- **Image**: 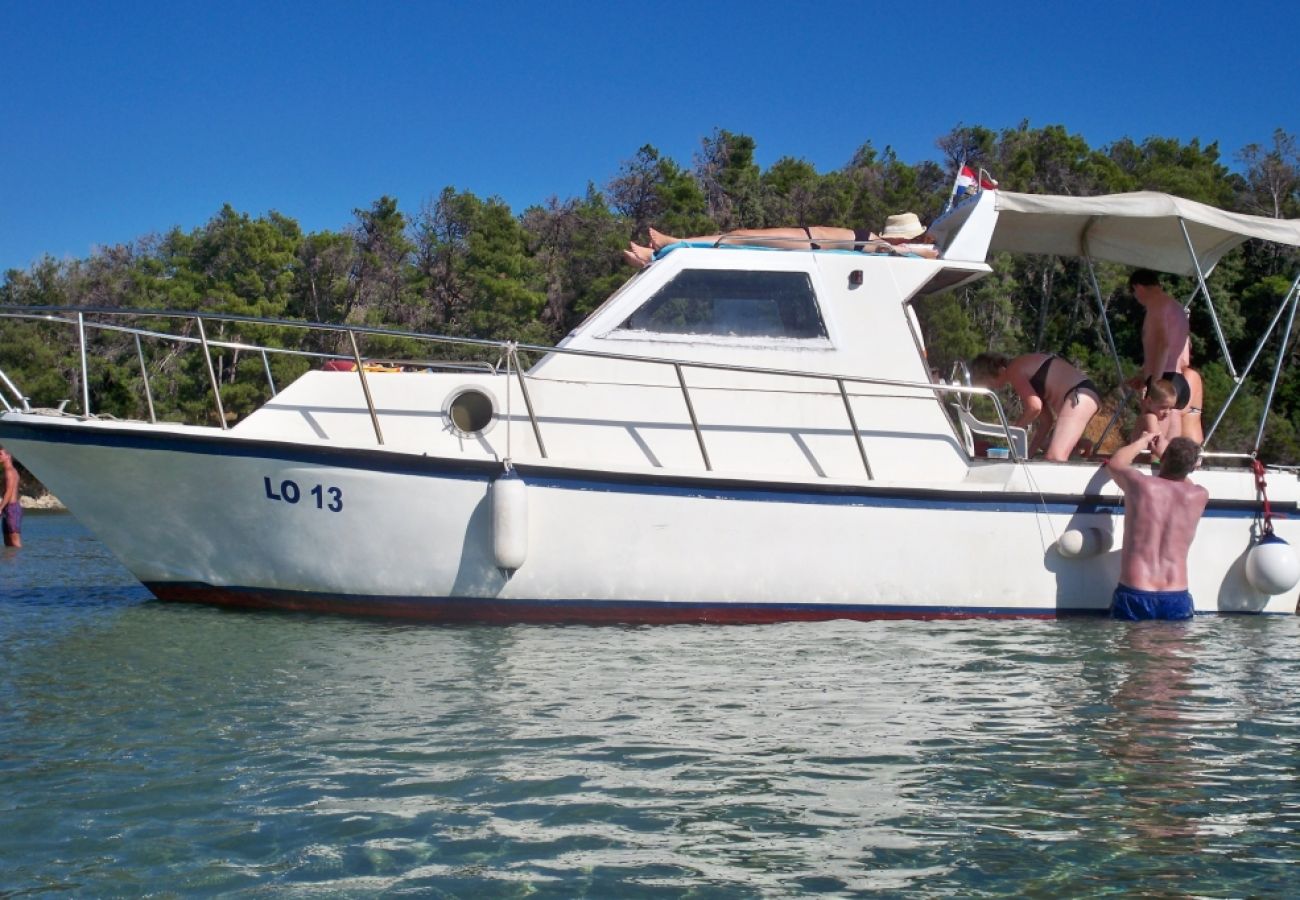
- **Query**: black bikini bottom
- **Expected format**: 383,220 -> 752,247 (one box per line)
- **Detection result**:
1159,372 -> 1191,410
1067,379 -> 1099,407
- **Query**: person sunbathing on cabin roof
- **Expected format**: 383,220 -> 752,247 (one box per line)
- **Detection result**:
622,213 -> 938,268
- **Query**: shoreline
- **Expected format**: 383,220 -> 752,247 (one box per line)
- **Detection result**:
19,493 -> 65,511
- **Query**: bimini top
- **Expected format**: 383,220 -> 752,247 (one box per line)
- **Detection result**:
934,189 -> 1300,276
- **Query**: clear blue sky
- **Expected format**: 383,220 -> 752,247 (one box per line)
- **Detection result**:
2,0 -> 1296,274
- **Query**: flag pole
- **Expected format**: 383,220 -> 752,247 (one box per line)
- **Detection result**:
943,155 -> 965,214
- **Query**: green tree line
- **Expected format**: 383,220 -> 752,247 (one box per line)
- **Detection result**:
2,124 -> 1299,459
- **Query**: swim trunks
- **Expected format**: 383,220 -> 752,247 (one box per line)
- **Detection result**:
1110,583 -> 1194,620
2,502 -> 21,539
1159,371 -> 1192,410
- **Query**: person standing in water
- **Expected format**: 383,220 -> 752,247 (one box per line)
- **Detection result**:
1,447 -> 22,548
1105,433 -> 1207,620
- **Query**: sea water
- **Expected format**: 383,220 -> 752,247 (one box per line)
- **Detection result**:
2,513 -> 1298,897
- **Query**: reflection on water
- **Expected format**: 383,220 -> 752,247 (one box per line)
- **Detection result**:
1104,625 -> 1200,847
2,513 -> 1299,896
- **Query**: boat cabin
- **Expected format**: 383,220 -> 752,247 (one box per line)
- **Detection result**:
235,240 -> 995,484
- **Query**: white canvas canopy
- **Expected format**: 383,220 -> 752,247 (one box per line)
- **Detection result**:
986,190 -> 1300,276
929,187 -> 1300,455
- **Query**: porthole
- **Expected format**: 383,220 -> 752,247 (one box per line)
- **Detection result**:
445,387 -> 496,436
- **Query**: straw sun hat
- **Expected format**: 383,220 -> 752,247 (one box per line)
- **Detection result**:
880,212 -> 926,240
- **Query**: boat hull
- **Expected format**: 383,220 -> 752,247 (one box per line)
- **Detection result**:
2,415 -> 1295,621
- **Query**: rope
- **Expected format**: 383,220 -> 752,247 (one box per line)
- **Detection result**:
1251,458 -> 1274,536
1018,460 -> 1061,553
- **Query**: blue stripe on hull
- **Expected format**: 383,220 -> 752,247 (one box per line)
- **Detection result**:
0,417 -> 1283,520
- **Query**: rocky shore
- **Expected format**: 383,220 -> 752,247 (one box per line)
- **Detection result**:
13,468 -> 65,509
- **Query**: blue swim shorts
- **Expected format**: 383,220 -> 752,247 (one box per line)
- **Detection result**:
1,502 -> 20,538
1110,583 -> 1194,621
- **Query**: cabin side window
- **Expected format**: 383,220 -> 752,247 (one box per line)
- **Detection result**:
617,270 -> 828,339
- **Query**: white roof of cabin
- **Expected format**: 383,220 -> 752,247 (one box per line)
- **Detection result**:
546,245 -> 985,382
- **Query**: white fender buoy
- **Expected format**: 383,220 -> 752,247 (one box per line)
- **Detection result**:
492,470 -> 528,570
1244,533 -> 1300,595
1057,527 -> 1112,559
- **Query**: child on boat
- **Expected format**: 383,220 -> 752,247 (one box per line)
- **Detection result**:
1131,378 -> 1181,459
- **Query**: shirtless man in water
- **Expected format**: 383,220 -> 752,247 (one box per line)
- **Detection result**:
0,447 -> 21,549
1106,433 -> 1207,620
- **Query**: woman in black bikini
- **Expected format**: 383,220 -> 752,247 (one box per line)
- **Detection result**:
970,352 -> 1101,461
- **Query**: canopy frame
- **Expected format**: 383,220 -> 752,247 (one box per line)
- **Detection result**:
1080,222 -> 1299,458
936,189 -> 1300,461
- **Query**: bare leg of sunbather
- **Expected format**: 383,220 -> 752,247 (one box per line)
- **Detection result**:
627,242 -> 654,264
622,242 -> 658,268
648,227 -> 703,249
649,225 -> 868,251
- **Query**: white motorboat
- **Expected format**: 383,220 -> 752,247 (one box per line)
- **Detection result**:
2,188 -> 1300,621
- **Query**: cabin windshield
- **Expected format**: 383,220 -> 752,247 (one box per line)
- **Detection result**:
617,270 -> 828,339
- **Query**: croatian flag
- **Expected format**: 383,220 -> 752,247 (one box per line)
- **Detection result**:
952,166 -> 998,205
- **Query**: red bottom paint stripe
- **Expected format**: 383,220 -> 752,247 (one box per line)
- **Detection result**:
146,583 -> 1085,624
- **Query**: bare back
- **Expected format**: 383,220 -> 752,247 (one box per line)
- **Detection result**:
1117,474 -> 1208,590
1141,294 -> 1190,377
1,457 -> 17,508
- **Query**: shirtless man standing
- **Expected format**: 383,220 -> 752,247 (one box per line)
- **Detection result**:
1105,433 -> 1208,620
1127,269 -> 1192,408
0,447 -> 21,549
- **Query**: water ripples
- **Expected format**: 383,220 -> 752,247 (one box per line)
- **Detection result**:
3,514 -> 1300,896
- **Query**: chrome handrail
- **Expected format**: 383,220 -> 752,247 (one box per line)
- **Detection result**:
76,311 -> 91,419
508,346 -> 546,459
837,378 -> 873,477
0,366 -> 30,413
195,317 -> 226,429
0,304 -> 1024,469
347,330 -> 382,445
674,363 -> 711,471
134,334 -> 156,423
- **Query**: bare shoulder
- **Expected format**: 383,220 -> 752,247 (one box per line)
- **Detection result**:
1106,458 -> 1147,492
